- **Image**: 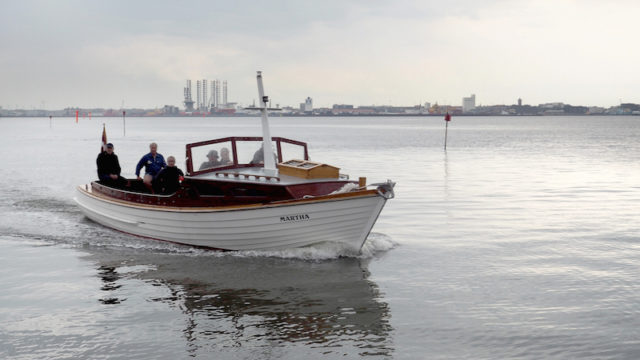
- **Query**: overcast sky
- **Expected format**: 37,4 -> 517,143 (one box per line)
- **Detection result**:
2,0 -> 639,109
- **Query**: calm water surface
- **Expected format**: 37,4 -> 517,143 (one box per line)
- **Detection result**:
1,116 -> 639,359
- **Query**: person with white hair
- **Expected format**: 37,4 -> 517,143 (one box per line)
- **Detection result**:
154,156 -> 184,194
135,142 -> 166,192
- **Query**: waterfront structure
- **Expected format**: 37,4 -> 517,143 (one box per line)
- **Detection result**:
202,79 -> 208,111
181,78 -> 230,111
462,94 -> 476,113
184,80 -> 194,112
196,80 -> 202,112
223,81 -> 228,107
213,80 -> 220,109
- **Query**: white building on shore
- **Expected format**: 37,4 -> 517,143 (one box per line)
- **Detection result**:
462,94 -> 476,113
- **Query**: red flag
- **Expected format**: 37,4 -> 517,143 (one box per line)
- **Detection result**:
101,124 -> 107,152
75,110 -> 79,123
444,112 -> 451,122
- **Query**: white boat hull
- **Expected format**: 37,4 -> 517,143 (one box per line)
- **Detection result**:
74,186 -> 389,251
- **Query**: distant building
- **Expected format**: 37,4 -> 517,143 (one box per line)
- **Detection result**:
462,94 -> 476,113
518,98 -> 522,106
163,105 -> 180,115
540,102 -> 564,109
304,97 -> 313,112
587,106 -> 604,115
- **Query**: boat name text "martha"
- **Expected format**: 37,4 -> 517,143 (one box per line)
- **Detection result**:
280,214 -> 310,223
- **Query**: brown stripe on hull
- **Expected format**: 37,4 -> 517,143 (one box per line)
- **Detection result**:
77,185 -> 380,213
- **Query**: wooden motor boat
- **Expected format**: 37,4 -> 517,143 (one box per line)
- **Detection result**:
75,72 -> 395,252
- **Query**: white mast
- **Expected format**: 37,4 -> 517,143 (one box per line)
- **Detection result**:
256,71 -> 277,176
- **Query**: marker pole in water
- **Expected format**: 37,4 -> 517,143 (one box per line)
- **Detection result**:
444,112 -> 451,150
122,110 -> 126,137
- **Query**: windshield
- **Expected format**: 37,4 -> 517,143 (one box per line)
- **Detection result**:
186,137 -> 308,175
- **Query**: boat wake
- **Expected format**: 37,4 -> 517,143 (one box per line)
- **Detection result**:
212,232 -> 398,260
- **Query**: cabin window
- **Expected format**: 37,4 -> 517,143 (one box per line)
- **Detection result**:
194,141 -> 234,171
280,142 -> 306,163
234,140 -> 278,165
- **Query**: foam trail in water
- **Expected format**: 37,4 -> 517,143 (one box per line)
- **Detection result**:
217,232 -> 398,261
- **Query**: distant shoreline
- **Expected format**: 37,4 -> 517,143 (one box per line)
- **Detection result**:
2,113 -> 639,118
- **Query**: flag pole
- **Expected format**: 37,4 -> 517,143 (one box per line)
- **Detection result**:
444,112 -> 451,151
101,123 -> 107,152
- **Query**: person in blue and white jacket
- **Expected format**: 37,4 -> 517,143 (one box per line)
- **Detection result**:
135,142 -> 166,192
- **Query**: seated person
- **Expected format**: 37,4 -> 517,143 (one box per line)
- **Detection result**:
135,142 -> 166,192
219,147 -> 232,166
96,143 -> 128,188
250,145 -> 278,165
153,156 -> 184,194
199,149 -> 221,170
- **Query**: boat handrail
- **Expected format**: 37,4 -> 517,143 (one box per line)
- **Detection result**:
206,171 -> 280,182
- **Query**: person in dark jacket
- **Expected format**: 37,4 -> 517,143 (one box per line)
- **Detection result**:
135,142 -> 166,192
96,143 -> 127,188
250,144 -> 277,165
199,149 -> 220,170
154,156 -> 184,194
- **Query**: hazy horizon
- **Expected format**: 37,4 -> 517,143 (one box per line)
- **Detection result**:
2,0 -> 640,109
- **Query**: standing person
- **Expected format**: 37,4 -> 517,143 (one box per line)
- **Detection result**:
135,142 -> 166,192
96,143 -> 128,188
154,156 -> 184,194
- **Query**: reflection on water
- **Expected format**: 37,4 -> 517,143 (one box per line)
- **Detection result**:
87,248 -> 394,357
97,266 -> 125,304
